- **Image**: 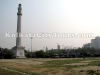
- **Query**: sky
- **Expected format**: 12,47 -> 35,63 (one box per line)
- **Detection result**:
0,0 -> 100,51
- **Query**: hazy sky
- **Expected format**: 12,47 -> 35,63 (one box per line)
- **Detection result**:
0,0 -> 100,51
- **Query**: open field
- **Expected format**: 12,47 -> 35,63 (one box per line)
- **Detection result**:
0,58 -> 100,75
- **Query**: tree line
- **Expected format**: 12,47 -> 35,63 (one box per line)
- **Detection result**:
26,47 -> 100,58
0,47 -> 100,59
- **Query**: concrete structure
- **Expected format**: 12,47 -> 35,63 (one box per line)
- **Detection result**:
12,4 -> 25,58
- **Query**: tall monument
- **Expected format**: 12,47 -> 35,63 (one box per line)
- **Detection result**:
12,4 -> 25,58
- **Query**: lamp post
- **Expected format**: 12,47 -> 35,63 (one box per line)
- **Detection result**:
43,46 -> 45,59
31,37 -> 33,52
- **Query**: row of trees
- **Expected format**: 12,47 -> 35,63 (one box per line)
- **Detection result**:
25,47 -> 100,58
0,47 -> 100,59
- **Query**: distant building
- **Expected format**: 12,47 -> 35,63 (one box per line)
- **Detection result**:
83,36 -> 100,49
83,43 -> 91,48
46,47 -> 48,52
91,39 -> 96,49
91,36 -> 100,49
57,45 -> 60,50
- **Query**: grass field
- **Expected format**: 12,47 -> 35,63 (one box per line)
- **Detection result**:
0,58 -> 100,75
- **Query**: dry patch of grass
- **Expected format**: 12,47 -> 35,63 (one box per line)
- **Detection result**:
72,66 -> 100,71
80,60 -> 91,63
0,67 -> 24,75
71,66 -> 100,75
0,58 -> 100,75
64,63 -> 88,66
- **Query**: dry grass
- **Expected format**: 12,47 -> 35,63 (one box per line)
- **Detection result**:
0,58 -> 100,75
64,63 -> 88,66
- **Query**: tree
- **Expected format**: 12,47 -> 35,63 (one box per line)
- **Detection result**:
25,53 -> 31,58
35,50 -> 45,58
2,48 -> 13,59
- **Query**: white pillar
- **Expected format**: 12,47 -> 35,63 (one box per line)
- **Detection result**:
16,4 -> 22,47
12,4 -> 25,58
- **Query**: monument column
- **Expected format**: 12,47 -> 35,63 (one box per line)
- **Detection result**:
16,4 -> 22,47
12,4 -> 25,58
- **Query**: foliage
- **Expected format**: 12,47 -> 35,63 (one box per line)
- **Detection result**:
35,50 -> 45,58
25,53 -> 31,58
0,46 -> 100,58
3,52 -> 13,59
2,48 -> 13,59
0,48 -> 14,59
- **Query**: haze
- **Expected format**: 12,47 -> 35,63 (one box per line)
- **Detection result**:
0,0 -> 100,51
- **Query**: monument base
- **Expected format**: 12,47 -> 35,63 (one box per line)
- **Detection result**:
12,46 -> 26,58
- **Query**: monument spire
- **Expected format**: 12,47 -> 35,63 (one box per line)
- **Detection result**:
12,4 -> 25,58
16,4 -> 22,47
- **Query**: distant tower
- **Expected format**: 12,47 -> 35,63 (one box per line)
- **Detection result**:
46,47 -> 48,52
12,4 -> 25,58
57,44 -> 60,50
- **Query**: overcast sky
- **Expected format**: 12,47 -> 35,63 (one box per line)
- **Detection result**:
0,0 -> 100,51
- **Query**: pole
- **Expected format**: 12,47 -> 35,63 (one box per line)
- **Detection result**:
31,37 -> 33,52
